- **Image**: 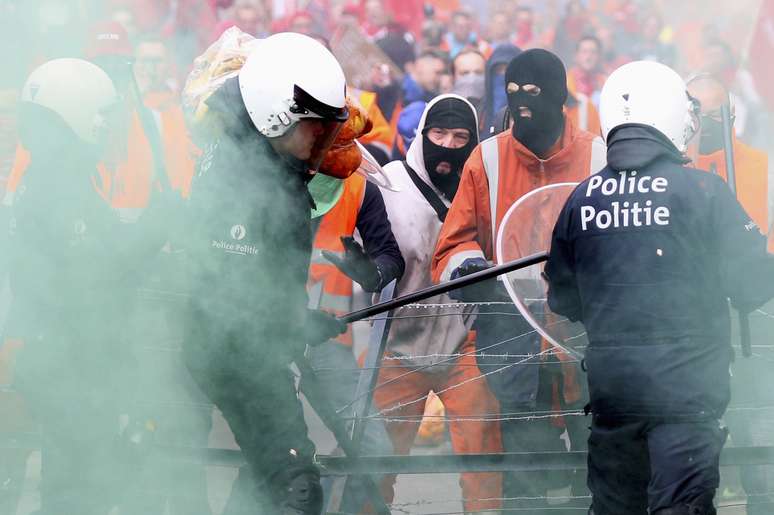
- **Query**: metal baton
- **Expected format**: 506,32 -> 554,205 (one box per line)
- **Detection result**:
721,102 -> 753,358
339,251 -> 549,323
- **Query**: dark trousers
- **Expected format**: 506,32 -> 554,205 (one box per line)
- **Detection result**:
588,417 -> 727,514
14,325 -> 137,515
500,364 -> 589,513
185,345 -> 317,514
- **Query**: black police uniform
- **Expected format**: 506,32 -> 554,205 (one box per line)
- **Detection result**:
545,125 -> 774,515
6,109 -> 170,515
182,77 -> 343,514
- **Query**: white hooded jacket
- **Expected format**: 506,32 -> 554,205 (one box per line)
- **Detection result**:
379,94 -> 478,369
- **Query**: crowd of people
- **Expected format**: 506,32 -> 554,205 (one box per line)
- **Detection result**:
1,1 -> 774,515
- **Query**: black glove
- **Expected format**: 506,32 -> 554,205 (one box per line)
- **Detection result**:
302,309 -> 347,347
449,257 -> 506,303
322,236 -> 383,293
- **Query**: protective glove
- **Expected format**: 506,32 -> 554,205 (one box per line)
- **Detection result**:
322,236 -> 383,293
449,257 -> 506,303
302,309 -> 347,348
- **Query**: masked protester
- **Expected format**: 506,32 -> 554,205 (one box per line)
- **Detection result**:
545,60 -> 774,515
688,74 -> 773,515
182,33 -> 347,515
432,49 -> 607,513
451,49 -> 487,115
6,58 -> 170,515
373,94 -> 503,514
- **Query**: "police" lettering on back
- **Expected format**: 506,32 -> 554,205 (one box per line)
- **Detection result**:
580,171 -> 671,231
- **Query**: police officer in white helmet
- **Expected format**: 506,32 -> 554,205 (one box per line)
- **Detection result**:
544,61 -> 774,514
7,58 -> 172,514
182,33 -> 349,514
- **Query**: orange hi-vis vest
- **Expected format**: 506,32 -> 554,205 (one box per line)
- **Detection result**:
352,88 -> 395,158
308,173 -> 367,346
695,137 -> 770,249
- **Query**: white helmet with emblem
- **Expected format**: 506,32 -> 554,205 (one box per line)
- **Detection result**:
20,58 -> 119,146
238,32 -> 348,138
599,60 -> 699,152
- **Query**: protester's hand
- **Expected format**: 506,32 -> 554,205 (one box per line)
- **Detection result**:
449,257 -> 500,302
303,309 -> 347,347
322,236 -> 383,292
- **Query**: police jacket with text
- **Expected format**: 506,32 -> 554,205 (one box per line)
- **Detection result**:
183,78 -> 314,369
545,125 -> 774,419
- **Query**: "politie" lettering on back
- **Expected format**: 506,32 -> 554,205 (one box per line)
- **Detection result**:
580,171 -> 670,231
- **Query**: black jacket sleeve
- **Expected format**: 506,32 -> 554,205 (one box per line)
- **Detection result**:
711,179 -> 774,311
545,199 -> 583,322
356,181 -> 405,286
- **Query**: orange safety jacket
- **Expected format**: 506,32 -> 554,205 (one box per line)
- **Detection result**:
308,173 -> 368,346
352,88 -> 395,159
432,117 -> 606,404
695,137 -> 770,249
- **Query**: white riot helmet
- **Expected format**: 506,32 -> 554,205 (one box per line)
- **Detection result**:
599,61 -> 700,152
20,58 -> 119,146
239,32 -> 348,138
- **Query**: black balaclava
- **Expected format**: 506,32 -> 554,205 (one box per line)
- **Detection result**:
699,115 -> 725,155
505,49 -> 568,157
421,97 -> 479,199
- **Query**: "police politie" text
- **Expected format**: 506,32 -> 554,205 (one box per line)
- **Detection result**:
580,171 -> 670,231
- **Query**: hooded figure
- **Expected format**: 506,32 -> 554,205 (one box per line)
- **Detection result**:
413,96 -> 480,200
375,95 -> 505,513
481,43 -> 521,138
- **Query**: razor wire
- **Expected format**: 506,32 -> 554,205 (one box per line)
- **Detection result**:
332,325 -> 541,415
373,346 -> 558,418
7,298 -> 774,515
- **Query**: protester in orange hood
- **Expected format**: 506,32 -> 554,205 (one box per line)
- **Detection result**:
688,74 -> 770,249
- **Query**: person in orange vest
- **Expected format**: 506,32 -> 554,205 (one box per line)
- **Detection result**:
85,21 -> 194,219
306,170 -> 404,512
133,34 -> 198,199
688,73 -> 773,515
432,49 -> 607,513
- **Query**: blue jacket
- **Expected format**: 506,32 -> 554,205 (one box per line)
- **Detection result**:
545,125 -> 774,420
